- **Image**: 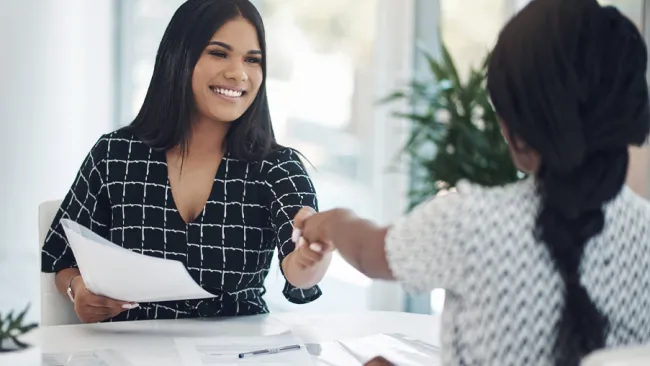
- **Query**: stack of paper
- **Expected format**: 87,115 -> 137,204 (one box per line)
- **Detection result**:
60,219 -> 215,303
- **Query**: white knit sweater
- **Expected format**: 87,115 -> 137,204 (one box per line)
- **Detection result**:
385,178 -> 650,365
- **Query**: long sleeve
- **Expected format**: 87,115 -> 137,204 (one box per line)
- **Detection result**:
263,149 -> 322,304
384,184 -> 474,294
41,136 -> 112,273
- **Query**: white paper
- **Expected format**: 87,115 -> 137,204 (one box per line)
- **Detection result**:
61,219 -> 215,303
310,333 -> 440,366
42,349 -> 132,366
174,332 -> 313,366
305,342 -> 362,366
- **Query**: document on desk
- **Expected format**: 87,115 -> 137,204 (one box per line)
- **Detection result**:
42,349 -> 132,366
174,332 -> 313,366
61,219 -> 215,303
310,333 -> 440,366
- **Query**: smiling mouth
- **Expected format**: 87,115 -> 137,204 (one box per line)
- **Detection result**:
209,86 -> 246,98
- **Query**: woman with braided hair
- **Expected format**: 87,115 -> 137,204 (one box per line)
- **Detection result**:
290,0 -> 650,365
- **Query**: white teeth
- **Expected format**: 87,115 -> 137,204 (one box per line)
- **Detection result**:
212,87 -> 242,97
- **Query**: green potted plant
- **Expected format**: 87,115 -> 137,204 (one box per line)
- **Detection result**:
0,304 -> 39,365
383,43 -> 522,209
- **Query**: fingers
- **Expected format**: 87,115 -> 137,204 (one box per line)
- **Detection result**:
292,206 -> 316,234
87,293 -> 137,310
293,240 -> 329,270
75,304 -> 114,323
77,303 -> 133,324
307,241 -> 335,253
73,286 -> 139,323
297,237 -> 334,253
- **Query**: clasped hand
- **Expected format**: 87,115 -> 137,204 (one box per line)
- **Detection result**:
291,207 -> 356,262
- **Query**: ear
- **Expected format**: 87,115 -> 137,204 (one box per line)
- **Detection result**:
499,120 -> 541,174
499,121 -> 528,152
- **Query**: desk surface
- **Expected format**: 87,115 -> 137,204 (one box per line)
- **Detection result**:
31,311 -> 440,365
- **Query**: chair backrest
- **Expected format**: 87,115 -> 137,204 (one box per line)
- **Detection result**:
39,200 -> 80,326
582,345 -> 650,366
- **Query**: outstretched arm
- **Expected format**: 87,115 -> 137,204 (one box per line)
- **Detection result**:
293,208 -> 394,280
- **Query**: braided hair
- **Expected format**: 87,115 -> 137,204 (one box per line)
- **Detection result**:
487,0 -> 650,364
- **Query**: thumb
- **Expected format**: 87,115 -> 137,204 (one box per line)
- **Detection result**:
292,206 -> 316,242
308,241 -> 335,254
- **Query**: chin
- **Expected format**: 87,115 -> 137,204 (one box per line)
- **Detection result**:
210,111 -> 244,124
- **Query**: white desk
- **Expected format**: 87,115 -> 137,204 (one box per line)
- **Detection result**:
30,311 -> 440,365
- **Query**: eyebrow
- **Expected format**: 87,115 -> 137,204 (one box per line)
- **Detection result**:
207,41 -> 262,55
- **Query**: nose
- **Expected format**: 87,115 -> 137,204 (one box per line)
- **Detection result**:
223,60 -> 248,83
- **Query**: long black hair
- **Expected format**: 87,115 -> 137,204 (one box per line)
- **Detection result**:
487,0 -> 649,364
126,0 -> 280,161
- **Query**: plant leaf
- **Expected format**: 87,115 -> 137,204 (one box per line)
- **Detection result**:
383,40 -> 521,209
11,304 -> 30,331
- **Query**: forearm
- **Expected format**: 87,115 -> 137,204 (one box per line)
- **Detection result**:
332,216 -> 394,280
282,251 -> 332,289
55,268 -> 81,297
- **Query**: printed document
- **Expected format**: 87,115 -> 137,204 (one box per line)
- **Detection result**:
61,219 -> 215,303
309,333 -> 440,366
174,332 -> 313,366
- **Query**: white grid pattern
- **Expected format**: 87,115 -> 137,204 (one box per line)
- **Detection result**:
42,129 -> 321,321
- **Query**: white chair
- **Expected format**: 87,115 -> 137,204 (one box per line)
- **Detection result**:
39,200 -> 80,326
582,345 -> 650,366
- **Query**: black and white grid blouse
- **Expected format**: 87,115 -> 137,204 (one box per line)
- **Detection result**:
41,128 -> 321,321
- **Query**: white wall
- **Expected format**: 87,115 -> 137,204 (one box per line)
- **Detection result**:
0,0 -> 116,323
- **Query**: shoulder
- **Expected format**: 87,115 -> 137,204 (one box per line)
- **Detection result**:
92,127 -> 140,150
95,127 -> 154,160
104,126 -> 140,141
262,148 -> 304,165
260,148 -> 309,177
101,126 -> 144,145
431,177 -> 538,213
259,148 -> 316,197
403,178 -> 539,238
606,186 -> 650,226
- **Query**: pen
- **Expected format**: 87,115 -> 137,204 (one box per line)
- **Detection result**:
238,344 -> 302,358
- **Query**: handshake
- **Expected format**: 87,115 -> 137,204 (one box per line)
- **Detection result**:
286,206 -> 392,283
288,207 -> 357,270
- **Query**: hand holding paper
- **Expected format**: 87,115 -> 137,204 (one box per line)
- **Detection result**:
61,219 -> 216,303
69,274 -> 137,323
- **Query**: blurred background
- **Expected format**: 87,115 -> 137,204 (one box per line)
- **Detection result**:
1,0 -> 648,325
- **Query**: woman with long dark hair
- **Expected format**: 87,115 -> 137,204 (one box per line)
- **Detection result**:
41,0 -> 330,323
292,0 -> 650,364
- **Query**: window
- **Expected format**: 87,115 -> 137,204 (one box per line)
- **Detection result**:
116,0 -> 186,126
116,0 -> 414,312
256,0 -> 384,312
599,0 -> 644,28
426,0 -> 527,314
597,0 -> 650,197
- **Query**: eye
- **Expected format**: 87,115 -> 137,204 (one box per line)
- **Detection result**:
245,57 -> 262,64
209,50 -> 227,58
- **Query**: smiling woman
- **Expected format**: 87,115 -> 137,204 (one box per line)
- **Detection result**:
40,0 -> 331,323
192,20 -> 264,127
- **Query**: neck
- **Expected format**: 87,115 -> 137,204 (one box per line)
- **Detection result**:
186,116 -> 230,156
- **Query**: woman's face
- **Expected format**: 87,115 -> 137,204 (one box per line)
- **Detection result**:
192,17 -> 263,124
